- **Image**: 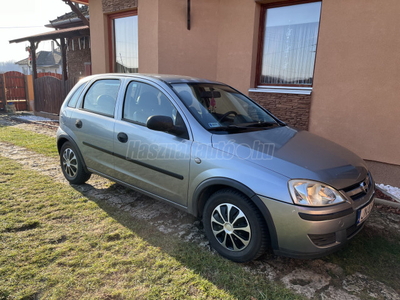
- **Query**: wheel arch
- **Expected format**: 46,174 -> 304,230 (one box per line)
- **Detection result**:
192,177 -> 279,251
57,135 -> 89,173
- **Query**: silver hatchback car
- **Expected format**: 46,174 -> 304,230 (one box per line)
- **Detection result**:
57,74 -> 375,262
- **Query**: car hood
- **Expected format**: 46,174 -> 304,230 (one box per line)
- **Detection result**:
211,126 -> 368,189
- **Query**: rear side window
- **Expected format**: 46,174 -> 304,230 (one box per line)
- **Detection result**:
82,79 -> 120,116
67,83 -> 86,108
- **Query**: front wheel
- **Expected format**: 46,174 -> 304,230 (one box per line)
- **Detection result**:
60,142 -> 91,184
203,188 -> 268,262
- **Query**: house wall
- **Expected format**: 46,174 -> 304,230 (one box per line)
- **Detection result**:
310,0 -> 400,166
249,92 -> 311,130
67,37 -> 91,79
90,0 -> 109,74
138,0 -> 158,73
157,0 -> 219,80
215,0 -> 259,94
102,0 -> 138,13
88,0 -> 400,167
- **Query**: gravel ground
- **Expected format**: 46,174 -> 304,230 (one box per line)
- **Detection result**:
1,114 -> 399,300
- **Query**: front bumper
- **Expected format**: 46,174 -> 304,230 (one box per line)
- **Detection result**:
259,185 -> 375,259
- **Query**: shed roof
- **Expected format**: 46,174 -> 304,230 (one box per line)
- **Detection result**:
9,26 -> 90,44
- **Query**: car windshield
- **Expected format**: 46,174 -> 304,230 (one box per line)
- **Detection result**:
171,83 -> 279,132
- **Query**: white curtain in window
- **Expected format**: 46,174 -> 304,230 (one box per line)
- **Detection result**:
260,2 -> 321,85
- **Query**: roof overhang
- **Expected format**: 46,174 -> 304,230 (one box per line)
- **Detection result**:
9,25 -> 90,44
71,0 -> 88,4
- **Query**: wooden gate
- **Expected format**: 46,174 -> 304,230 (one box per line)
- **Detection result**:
4,71 -> 27,110
34,76 -> 64,114
33,76 -> 78,115
0,75 -> 5,111
0,71 -> 27,111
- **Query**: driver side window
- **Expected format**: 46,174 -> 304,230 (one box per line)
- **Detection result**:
123,81 -> 189,139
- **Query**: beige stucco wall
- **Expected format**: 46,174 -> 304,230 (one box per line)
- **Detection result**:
138,0 -> 258,94
138,0 -> 158,73
90,0 -> 259,94
216,0 -> 258,93
157,0 -> 219,80
89,0 -> 109,74
88,0 -> 399,165
310,0 -> 400,165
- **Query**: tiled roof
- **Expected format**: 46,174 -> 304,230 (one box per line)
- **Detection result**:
49,5 -> 89,23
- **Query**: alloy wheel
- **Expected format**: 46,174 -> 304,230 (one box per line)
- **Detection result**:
62,148 -> 78,178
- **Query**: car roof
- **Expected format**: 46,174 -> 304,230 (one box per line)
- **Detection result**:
83,73 -> 223,85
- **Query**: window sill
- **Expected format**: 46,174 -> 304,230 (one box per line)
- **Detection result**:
249,86 -> 312,95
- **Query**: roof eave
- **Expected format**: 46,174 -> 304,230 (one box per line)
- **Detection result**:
71,0 -> 88,4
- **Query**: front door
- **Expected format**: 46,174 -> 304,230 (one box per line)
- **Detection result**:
113,81 -> 192,207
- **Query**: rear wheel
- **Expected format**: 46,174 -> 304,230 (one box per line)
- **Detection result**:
60,142 -> 91,184
203,188 -> 268,262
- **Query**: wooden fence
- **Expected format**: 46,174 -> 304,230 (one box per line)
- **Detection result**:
0,71 -> 79,114
33,76 -> 78,115
0,71 -> 27,111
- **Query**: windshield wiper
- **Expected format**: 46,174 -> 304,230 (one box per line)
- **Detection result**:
207,125 -> 248,132
242,121 -> 278,128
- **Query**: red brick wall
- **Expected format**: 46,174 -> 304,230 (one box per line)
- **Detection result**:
249,92 -> 312,130
67,37 -> 91,80
102,0 -> 138,13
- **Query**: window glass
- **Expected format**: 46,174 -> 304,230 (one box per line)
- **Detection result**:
123,82 -> 188,137
260,2 -> 321,85
67,83 -> 86,108
172,83 -> 277,131
83,80 -> 120,116
113,15 -> 138,73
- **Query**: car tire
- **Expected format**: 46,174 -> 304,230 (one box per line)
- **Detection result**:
60,141 -> 91,184
203,188 -> 268,263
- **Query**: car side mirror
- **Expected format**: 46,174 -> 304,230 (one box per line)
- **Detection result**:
147,115 -> 174,132
147,115 -> 188,137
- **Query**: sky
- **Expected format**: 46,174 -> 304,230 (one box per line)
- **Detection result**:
0,0 -> 71,62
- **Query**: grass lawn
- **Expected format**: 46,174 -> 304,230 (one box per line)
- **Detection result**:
0,156 -> 300,299
1,125 -> 400,298
0,126 -> 58,158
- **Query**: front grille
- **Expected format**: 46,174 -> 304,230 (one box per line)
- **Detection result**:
309,233 -> 336,247
343,173 -> 372,201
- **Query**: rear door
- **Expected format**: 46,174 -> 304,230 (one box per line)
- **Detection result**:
70,79 -> 120,176
113,80 -> 192,207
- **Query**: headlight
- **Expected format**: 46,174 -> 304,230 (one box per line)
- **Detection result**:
288,180 -> 347,206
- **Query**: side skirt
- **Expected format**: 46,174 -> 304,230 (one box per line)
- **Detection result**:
87,167 -> 189,214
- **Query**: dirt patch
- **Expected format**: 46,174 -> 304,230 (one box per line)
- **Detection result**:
0,115 -> 57,137
1,115 -> 399,300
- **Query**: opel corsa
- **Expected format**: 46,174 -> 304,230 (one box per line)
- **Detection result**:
57,74 -> 375,262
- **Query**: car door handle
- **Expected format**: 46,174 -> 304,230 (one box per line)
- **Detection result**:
117,132 -> 128,143
75,119 -> 82,129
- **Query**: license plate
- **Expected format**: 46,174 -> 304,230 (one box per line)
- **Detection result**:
357,199 -> 374,225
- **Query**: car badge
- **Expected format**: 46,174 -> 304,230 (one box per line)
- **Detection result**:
360,181 -> 368,193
